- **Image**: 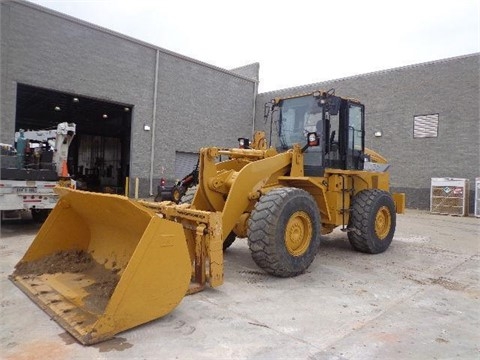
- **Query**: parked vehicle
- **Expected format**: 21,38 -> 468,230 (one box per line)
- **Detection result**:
154,160 -> 199,203
0,122 -> 76,221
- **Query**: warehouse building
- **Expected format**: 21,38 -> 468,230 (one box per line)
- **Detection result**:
1,1 -> 478,211
255,53 -> 479,212
0,0 -> 258,197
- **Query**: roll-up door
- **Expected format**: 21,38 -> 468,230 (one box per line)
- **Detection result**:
174,151 -> 198,180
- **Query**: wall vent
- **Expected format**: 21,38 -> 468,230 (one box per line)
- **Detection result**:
413,114 -> 439,138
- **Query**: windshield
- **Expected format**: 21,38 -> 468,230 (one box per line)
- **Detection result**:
274,96 -> 323,150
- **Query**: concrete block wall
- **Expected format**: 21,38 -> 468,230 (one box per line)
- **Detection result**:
255,54 -> 480,212
0,1 -> 156,141
135,53 -> 257,196
1,1 -> 257,197
230,63 -> 260,81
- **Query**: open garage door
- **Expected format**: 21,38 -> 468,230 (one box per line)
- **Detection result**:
15,83 -> 132,193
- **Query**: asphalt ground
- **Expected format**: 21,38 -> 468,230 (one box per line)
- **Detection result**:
0,209 -> 479,359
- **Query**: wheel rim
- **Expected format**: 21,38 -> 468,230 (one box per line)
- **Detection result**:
285,211 -> 312,256
172,189 -> 181,202
375,206 -> 391,240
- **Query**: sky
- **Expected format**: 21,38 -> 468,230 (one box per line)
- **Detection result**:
29,0 -> 479,93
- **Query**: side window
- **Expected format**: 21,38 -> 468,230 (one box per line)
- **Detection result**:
348,105 -> 363,151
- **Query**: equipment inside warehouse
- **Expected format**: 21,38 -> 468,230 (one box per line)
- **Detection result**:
15,83 -> 132,194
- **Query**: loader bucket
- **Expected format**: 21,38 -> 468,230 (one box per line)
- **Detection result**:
9,188 -> 191,345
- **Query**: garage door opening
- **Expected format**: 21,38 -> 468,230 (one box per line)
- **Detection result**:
15,83 -> 132,193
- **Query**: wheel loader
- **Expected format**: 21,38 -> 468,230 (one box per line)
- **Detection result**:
10,89 -> 405,345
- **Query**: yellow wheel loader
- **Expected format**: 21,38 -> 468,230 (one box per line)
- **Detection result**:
10,89 -> 405,345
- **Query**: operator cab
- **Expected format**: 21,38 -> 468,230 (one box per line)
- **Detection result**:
267,90 -> 365,176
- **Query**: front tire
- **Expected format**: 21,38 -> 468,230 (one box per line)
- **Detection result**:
348,189 -> 396,254
248,187 -> 321,277
222,232 -> 236,251
180,185 -> 236,250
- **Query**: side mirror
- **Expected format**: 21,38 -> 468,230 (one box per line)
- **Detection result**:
301,132 -> 320,153
238,137 -> 250,149
307,132 -> 320,146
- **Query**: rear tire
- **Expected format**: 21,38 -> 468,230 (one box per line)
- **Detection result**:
348,189 -> 396,254
248,187 -> 321,277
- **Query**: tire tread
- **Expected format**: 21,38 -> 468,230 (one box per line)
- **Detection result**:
248,187 -> 321,277
348,189 -> 396,254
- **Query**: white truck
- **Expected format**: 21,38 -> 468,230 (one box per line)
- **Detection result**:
0,122 -> 76,222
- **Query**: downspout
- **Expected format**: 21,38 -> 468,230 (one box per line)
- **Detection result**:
252,80 -> 258,136
149,49 -> 160,196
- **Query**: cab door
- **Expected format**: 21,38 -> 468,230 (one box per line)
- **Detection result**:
345,102 -> 365,170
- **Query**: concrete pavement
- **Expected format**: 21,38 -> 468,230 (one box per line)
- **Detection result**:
1,210 -> 479,359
